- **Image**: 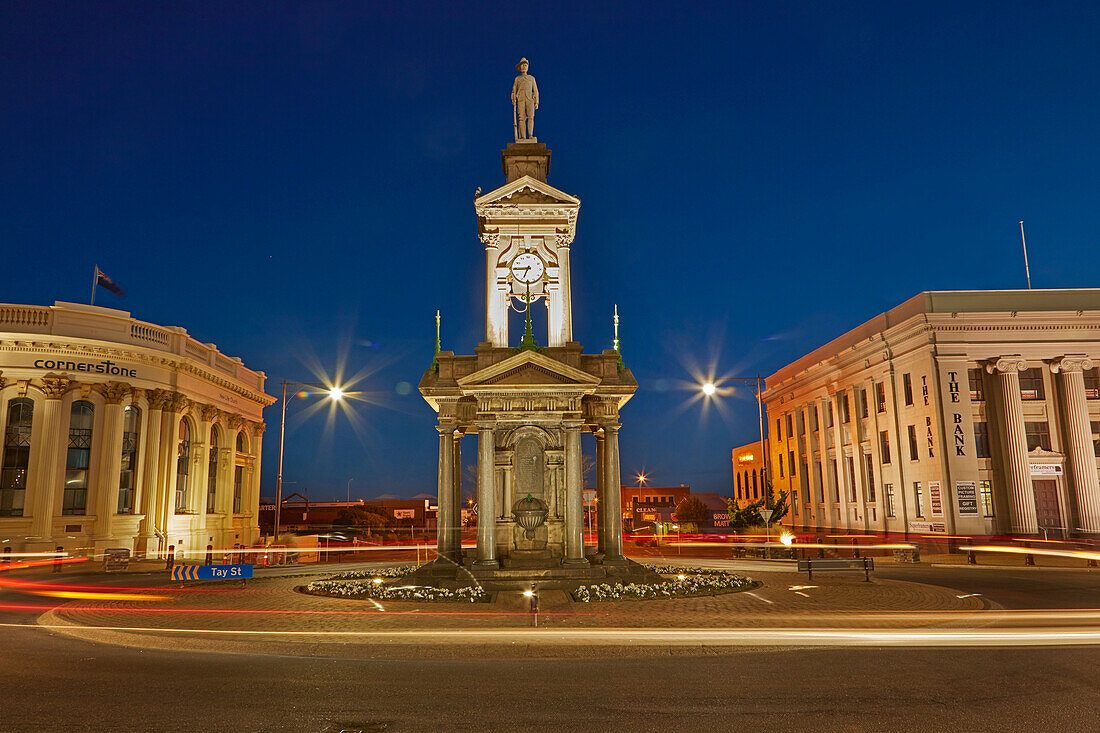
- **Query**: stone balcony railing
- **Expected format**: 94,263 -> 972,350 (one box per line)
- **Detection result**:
0,301 -> 266,392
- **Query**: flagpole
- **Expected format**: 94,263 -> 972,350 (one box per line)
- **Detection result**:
91,265 -> 98,306
1019,221 -> 1032,289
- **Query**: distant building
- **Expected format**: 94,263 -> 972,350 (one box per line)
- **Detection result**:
258,497 -> 435,536
731,440 -> 766,505
620,485 -> 732,530
764,289 -> 1100,539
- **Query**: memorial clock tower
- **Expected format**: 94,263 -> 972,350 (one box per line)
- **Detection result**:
417,60 -> 655,589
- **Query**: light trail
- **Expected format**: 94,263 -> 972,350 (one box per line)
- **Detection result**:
10,622 -> 1100,647
959,544 -> 1100,562
23,590 -> 171,602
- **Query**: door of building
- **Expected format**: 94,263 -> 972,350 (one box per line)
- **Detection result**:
1032,480 -> 1063,535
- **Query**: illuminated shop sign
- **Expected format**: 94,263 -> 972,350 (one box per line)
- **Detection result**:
32,359 -> 137,378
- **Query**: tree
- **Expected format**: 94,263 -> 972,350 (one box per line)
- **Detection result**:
675,496 -> 711,525
723,480 -> 790,531
334,506 -> 391,531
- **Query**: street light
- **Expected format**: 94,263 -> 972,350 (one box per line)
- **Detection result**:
698,375 -> 769,489
274,381 -> 344,546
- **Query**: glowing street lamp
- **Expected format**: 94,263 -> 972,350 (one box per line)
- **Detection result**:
698,375 -> 769,488
274,380 -> 345,545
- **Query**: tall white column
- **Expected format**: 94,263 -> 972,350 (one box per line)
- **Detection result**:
452,433 -> 463,559
435,424 -> 457,562
483,235 -> 507,347
92,387 -> 127,540
556,241 -> 573,345
987,357 -> 1037,534
246,423 -> 264,544
474,425 -> 498,567
1052,356 -> 1100,533
563,421 -> 587,566
595,431 -> 606,555
137,393 -> 164,547
30,378 -> 69,541
603,423 -> 624,561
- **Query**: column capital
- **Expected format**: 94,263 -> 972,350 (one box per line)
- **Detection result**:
1050,355 -> 1094,374
199,404 -> 221,423
474,421 -> 496,432
600,422 -> 621,434
251,421 -> 266,437
562,419 -> 584,430
985,356 -> 1028,374
480,229 -> 500,249
436,421 -> 458,436
93,381 -> 130,404
39,376 -> 71,399
147,388 -> 171,411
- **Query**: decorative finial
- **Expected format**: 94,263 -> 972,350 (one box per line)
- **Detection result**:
613,304 -> 624,369
432,309 -> 441,370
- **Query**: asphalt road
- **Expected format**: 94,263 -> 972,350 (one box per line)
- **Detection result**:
1,626 -> 1097,732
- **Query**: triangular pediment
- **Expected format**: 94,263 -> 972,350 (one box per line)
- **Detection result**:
474,175 -> 580,208
457,350 -> 600,390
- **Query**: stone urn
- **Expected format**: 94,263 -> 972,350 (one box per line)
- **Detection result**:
512,494 -> 548,540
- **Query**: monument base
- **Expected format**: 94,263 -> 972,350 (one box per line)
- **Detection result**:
403,555 -> 662,592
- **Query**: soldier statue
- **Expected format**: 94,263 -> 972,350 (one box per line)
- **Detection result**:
511,57 -> 539,142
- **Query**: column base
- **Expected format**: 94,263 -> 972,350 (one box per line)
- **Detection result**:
601,554 -> 629,566
561,557 -> 590,568
472,558 -> 500,569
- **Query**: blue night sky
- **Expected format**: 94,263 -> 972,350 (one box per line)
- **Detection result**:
3,2 -> 1099,500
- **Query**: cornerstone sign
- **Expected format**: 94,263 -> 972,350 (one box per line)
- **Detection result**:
32,358 -> 137,378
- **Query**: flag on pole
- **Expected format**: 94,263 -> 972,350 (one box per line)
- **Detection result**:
94,266 -> 125,297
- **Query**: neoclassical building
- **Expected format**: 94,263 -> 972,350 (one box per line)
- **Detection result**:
764,289 -> 1100,540
0,301 -> 274,559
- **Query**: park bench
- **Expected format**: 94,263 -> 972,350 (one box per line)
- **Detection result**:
796,557 -> 874,581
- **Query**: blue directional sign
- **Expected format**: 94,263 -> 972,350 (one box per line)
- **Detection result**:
171,564 -> 253,581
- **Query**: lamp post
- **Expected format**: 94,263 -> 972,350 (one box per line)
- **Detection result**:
701,376 -> 768,488
347,477 -> 354,503
274,381 -> 344,546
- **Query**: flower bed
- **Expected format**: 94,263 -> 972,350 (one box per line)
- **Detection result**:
571,565 -> 752,602
323,565 -> 418,581
305,576 -> 487,602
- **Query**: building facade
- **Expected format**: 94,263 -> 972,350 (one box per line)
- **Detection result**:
0,301 -> 273,559
764,290 -> 1100,540
731,440 -> 767,505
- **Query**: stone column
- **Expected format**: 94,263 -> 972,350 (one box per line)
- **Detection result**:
595,431 -> 606,555
1052,356 -> 1100,533
452,433 -> 463,558
30,377 -> 70,541
435,424 -> 457,562
556,238 -> 573,345
137,391 -> 165,546
563,421 -> 587,566
483,234 -> 507,347
156,393 -> 188,545
92,384 -> 129,540
987,357 -> 1037,534
474,425 -> 498,567
246,422 -> 264,544
603,423 -> 625,561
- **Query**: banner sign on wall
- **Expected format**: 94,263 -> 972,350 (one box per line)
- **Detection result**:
929,481 -> 944,518
955,480 -> 979,516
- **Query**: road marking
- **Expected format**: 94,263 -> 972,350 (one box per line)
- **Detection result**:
956,594 -> 982,599
744,591 -> 774,604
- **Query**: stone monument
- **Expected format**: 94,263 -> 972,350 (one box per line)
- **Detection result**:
415,60 -> 658,590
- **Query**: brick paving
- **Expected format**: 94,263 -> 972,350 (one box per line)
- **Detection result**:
39,565 -> 985,636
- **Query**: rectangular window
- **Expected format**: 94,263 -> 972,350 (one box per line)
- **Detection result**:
859,388 -> 869,419
786,413 -> 794,439
1085,368 -> 1100,399
914,481 -> 924,517
117,407 -> 140,514
1024,421 -> 1052,451
0,399 -> 33,518
865,453 -> 876,502
793,492 -> 799,515
974,421 -> 990,459
810,407 -> 818,432
814,461 -> 824,503
1019,368 -> 1045,400
907,425 -> 919,461
63,403 -> 94,516
233,466 -> 243,514
980,480 -> 994,517
788,450 -> 796,476
826,402 -> 834,428
880,430 -> 891,464
798,412 -> 806,435
968,368 -> 984,401
839,393 -> 850,424
884,483 -> 895,517
903,373 -> 913,406
830,459 -> 840,502
779,455 -> 784,478
846,456 -> 856,502
876,382 -> 887,413
776,417 -> 782,440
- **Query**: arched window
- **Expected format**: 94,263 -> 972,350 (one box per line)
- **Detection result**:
1,398 -> 34,517
752,469 -> 759,499
235,430 -> 246,454
118,406 -> 140,514
63,401 -> 94,515
175,419 -> 191,513
207,426 -> 219,513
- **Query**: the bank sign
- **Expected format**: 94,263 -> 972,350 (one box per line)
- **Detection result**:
33,358 -> 137,378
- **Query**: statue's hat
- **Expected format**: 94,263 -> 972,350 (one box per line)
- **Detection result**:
516,57 -> 529,71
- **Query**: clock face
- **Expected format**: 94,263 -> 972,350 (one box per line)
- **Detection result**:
510,253 -> 544,284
